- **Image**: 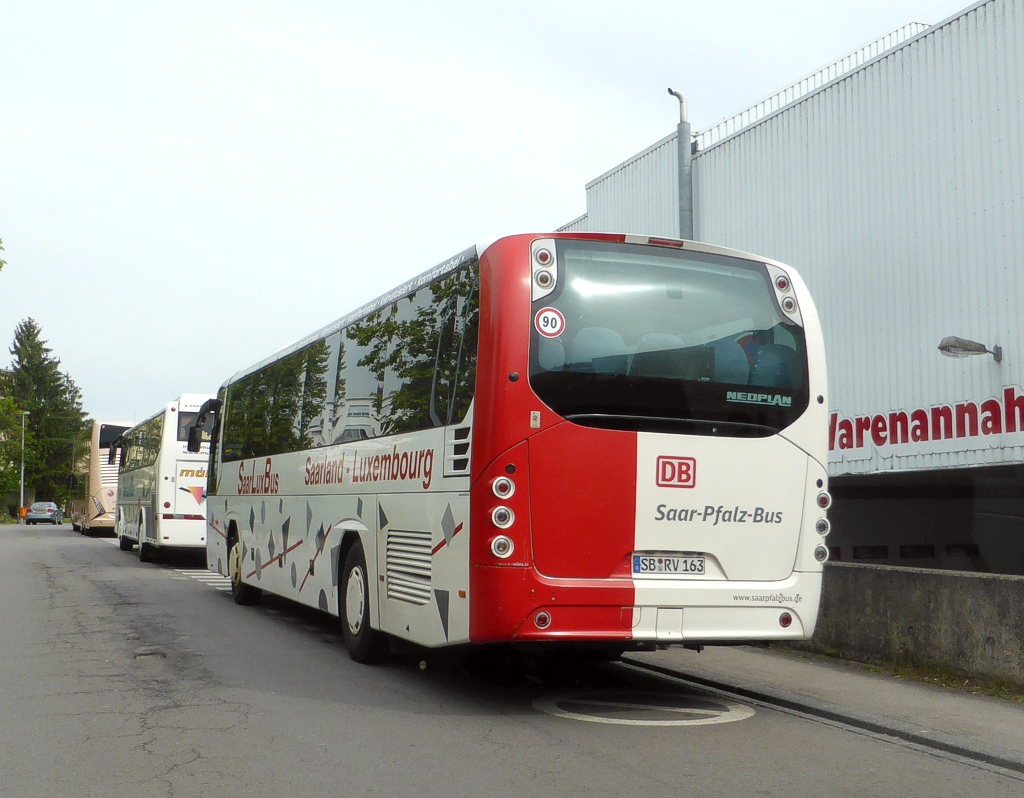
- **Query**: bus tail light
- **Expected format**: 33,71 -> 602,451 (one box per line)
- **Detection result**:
474,445 -> 530,566
490,535 -> 515,559
491,506 -> 515,529
491,476 -> 515,499
816,492 -> 831,509
814,545 -> 829,562
534,611 -> 552,629
779,612 -> 793,628
815,518 -> 830,536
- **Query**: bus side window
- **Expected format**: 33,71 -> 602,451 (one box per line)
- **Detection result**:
430,262 -> 480,426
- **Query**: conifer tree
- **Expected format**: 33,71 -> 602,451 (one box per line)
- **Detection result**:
7,319 -> 89,504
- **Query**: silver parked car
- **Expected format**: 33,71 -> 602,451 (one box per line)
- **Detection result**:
25,501 -> 63,525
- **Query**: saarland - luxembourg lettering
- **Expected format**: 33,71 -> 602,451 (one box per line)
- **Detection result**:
305,445 -> 435,490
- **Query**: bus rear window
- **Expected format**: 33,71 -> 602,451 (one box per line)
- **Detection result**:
528,241 -> 809,436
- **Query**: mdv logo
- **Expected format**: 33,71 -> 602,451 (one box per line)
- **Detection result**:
656,456 -> 696,489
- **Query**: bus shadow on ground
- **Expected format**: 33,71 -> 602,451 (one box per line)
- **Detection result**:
148,548 -> 209,568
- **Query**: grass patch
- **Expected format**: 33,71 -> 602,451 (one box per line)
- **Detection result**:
785,643 -> 1024,703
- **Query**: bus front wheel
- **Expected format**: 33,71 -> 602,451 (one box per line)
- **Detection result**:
341,540 -> 385,663
228,539 -> 262,606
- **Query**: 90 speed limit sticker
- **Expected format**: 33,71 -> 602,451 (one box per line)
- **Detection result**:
534,307 -> 565,338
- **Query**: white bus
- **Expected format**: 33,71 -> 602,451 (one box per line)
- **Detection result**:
68,420 -> 132,534
191,233 -> 830,663
112,394 -> 214,562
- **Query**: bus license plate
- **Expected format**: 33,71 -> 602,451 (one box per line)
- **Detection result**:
632,555 -> 705,576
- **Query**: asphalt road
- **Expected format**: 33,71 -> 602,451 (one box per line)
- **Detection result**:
1,524 -> 1019,798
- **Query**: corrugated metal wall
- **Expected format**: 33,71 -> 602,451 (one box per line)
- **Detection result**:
582,133 -> 679,236
696,22 -> 929,150
563,0 -> 1024,476
694,0 -> 1024,474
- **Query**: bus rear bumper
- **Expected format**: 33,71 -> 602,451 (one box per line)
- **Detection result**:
627,570 -> 822,642
470,567 -> 822,645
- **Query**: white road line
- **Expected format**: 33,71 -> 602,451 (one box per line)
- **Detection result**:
173,569 -> 231,592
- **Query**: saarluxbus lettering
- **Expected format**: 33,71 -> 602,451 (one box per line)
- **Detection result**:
655,504 -> 783,525
238,458 -> 280,495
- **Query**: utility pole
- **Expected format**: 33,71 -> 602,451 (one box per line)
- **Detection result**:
19,411 -> 29,520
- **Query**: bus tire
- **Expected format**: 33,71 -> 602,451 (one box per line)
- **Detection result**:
71,522 -> 81,532
341,540 -> 385,663
139,541 -> 155,563
119,535 -> 134,552
228,539 -> 262,606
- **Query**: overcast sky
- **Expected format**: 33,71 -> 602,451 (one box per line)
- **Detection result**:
1,0 -> 973,423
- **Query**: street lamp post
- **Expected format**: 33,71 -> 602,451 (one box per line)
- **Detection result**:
19,411 -> 29,522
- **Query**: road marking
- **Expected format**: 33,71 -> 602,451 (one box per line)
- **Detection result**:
533,690 -> 755,726
174,569 -> 231,591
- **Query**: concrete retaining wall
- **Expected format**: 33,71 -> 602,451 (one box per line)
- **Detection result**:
800,562 -> 1024,689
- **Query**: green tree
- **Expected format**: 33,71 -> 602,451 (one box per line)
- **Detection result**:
0,238 -> 6,272
7,319 -> 89,505
0,396 -> 27,511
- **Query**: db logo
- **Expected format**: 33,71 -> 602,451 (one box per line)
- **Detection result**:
657,456 -> 696,488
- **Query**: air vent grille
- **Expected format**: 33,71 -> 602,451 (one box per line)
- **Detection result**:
386,528 -> 432,605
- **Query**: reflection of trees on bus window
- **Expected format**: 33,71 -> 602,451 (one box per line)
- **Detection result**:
345,260 -> 479,437
123,415 -> 163,471
221,341 -> 328,461
219,260 -> 479,463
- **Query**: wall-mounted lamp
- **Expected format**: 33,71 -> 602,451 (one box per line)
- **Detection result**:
937,336 -> 1002,363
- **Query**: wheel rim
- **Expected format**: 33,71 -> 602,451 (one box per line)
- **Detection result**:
345,566 -> 365,635
228,543 -> 242,588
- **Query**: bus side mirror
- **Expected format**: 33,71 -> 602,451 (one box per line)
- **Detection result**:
187,425 -> 202,454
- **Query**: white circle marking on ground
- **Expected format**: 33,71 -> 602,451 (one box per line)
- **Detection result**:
533,691 -> 755,726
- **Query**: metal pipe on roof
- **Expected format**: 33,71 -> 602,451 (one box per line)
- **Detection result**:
668,88 -> 693,240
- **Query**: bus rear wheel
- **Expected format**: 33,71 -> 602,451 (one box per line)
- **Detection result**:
119,535 -> 134,552
228,539 -> 262,606
341,540 -> 385,663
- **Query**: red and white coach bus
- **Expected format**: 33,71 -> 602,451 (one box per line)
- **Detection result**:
190,233 -> 830,662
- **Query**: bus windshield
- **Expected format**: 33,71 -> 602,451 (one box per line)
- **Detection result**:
529,240 -> 809,435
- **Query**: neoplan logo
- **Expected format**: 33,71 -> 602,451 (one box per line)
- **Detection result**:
657,456 -> 696,488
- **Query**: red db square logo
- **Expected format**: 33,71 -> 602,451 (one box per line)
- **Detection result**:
657,456 -> 696,488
